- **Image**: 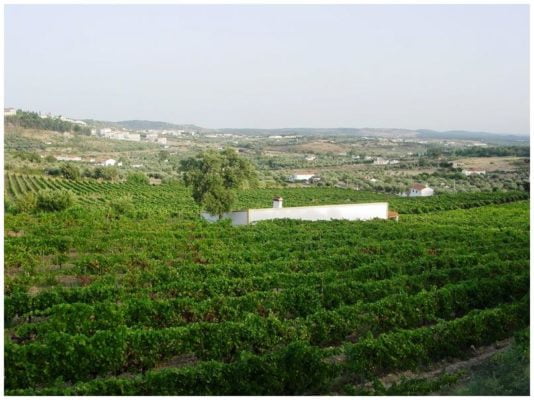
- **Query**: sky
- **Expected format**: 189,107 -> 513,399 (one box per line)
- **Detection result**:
4,5 -> 530,134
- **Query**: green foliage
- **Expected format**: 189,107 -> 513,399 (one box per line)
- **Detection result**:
5,110 -> 90,134
3,176 -> 529,395
46,167 -> 62,177
107,195 -> 134,218
14,192 -> 37,213
14,151 -> 41,163
158,150 -> 170,161
35,189 -> 76,212
444,329 -> 530,396
60,163 -> 81,180
454,146 -> 530,158
180,148 -> 257,216
92,166 -> 119,181
126,172 -> 149,185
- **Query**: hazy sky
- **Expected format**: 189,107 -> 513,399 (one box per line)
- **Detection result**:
4,5 -> 530,133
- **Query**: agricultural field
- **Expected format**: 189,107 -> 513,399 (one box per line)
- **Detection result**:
4,175 -> 530,395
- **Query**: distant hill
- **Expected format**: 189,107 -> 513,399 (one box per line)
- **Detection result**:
82,119 -> 207,132
79,115 -> 529,145
416,129 -> 529,145
115,120 -> 206,131
218,127 -> 529,144
217,127 -> 418,137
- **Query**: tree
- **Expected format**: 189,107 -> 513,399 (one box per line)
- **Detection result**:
180,148 -> 257,217
36,189 -> 76,212
93,166 -> 119,181
60,163 -> 80,180
127,172 -> 149,185
158,150 -> 170,162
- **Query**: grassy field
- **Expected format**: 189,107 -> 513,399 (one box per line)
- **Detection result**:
456,156 -> 527,171
4,177 -> 530,395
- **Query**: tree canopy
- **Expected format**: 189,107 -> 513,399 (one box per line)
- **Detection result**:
180,148 -> 257,217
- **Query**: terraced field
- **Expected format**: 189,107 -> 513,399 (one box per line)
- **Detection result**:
3,175 -> 530,395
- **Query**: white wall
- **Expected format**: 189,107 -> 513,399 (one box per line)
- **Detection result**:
421,188 -> 434,196
201,211 -> 248,225
249,202 -> 388,224
202,203 -> 389,226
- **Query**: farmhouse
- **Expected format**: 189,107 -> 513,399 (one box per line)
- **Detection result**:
202,197 -> 390,226
373,157 -> 389,165
102,159 -> 121,166
289,174 -> 316,182
4,107 -> 16,116
408,183 -> 434,197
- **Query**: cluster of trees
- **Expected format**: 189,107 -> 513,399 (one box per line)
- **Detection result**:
44,164 -> 153,184
425,146 -> 530,159
180,148 -> 257,217
5,111 -> 91,135
12,151 -> 42,163
46,164 -> 127,182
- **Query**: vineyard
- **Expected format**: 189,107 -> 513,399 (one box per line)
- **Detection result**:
4,174 -> 530,395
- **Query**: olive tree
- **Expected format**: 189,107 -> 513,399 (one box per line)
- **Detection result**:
180,148 -> 257,218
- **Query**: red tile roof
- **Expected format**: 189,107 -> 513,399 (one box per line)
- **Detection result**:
411,183 -> 427,190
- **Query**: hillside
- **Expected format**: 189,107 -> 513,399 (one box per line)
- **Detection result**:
416,129 -> 529,145
4,176 -> 530,395
218,127 -> 529,144
115,120 -> 206,132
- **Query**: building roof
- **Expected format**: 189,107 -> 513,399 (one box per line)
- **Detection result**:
411,183 -> 427,190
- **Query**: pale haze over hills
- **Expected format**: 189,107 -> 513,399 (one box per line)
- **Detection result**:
5,4 -> 530,135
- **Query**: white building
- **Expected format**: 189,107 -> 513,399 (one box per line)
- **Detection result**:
157,137 -> 167,145
462,169 -> 486,176
146,133 -> 158,142
100,128 -> 112,136
102,159 -> 118,166
373,157 -> 389,165
305,155 -> 317,161
202,197 -> 390,226
4,108 -> 16,116
408,183 -> 434,197
290,174 -> 316,182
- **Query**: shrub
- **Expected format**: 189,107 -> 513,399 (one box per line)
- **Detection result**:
14,192 -> 37,213
107,195 -> 134,217
93,166 -> 119,181
46,167 -> 62,177
4,199 -> 19,214
60,164 -> 81,180
36,190 -> 76,212
127,172 -> 149,185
